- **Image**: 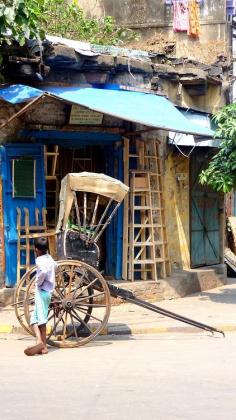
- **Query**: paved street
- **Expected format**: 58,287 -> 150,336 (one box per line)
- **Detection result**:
0,332 -> 236,420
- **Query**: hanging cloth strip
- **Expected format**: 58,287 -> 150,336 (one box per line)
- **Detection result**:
226,0 -> 235,17
173,0 -> 189,32
188,0 -> 200,38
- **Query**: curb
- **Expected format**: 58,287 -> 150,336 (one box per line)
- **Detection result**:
0,323 -> 235,336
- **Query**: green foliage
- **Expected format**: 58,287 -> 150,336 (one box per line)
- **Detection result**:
0,0 -> 136,47
0,0 -> 45,46
0,0 -> 138,80
44,0 -> 137,45
0,0 -> 45,80
199,103 -> 236,193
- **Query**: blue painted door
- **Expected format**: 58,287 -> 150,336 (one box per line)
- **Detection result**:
191,152 -> 220,267
105,143 -> 124,279
1,144 -> 45,286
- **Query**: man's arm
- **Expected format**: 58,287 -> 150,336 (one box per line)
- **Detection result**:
36,267 -> 47,287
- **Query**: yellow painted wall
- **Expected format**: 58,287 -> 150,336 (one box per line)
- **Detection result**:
164,151 -> 190,270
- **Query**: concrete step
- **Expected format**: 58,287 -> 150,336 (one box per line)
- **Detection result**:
0,287 -> 15,307
0,265 -> 227,307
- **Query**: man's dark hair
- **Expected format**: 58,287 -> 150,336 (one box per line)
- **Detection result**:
34,237 -> 49,254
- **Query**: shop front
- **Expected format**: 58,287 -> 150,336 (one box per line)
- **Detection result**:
0,84 -> 214,287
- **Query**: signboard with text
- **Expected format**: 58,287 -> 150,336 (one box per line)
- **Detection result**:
69,105 -> 103,125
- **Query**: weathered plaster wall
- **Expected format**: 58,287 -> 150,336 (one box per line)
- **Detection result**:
160,80 -> 227,114
79,0 -> 230,64
0,101 -> 23,143
79,0 -> 226,24
164,150 -> 190,270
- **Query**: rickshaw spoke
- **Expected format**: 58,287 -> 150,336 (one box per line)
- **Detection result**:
75,291 -> 105,302
67,266 -> 75,294
75,277 -> 99,298
74,306 -> 103,323
62,312 -> 68,342
47,312 -> 55,323
71,271 -> 87,297
47,309 -> 66,340
77,303 -> 107,308
69,313 -> 80,342
71,309 -> 94,334
54,286 -> 64,299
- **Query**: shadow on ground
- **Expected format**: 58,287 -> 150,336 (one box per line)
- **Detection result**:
198,277 -> 236,304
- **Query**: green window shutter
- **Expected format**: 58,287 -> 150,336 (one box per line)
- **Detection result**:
13,158 -> 36,198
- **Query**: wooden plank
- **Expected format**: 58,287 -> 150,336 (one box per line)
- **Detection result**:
147,173 -> 158,281
17,208 -> 49,282
24,208 -> 30,273
44,145 -> 48,176
0,178 -> 5,278
16,207 -> 21,283
42,208 -> 47,229
51,145 -> 59,176
122,137 -> 129,280
20,230 -> 55,239
128,173 -> 135,281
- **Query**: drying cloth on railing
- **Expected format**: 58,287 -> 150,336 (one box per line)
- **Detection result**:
188,0 -> 200,37
173,0 -> 189,32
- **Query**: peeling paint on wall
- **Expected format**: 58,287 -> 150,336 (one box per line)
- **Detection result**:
164,151 -> 190,269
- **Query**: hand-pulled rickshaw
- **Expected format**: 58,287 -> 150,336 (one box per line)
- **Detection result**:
14,172 -> 224,348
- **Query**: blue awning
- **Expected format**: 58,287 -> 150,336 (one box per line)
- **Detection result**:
0,84 -> 214,137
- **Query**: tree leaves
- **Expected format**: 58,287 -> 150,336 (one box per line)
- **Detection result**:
0,0 -> 46,53
0,0 -> 138,80
43,0 -> 138,45
0,0 -> 138,81
200,106 -> 236,193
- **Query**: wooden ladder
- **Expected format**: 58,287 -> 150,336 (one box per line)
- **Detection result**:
71,148 -> 94,172
17,207 -> 47,283
44,145 -> 59,228
128,170 -> 157,281
145,140 -> 171,278
124,138 -> 170,281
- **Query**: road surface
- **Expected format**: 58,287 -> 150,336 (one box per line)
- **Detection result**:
0,332 -> 235,420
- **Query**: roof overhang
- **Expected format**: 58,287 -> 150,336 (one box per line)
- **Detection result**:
0,84 -> 214,137
169,109 -> 219,147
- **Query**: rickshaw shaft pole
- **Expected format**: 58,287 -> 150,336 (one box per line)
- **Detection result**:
107,284 -> 225,337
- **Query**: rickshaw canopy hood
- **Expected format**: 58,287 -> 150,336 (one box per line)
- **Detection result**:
57,172 -> 129,231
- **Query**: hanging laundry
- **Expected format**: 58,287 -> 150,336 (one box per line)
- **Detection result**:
226,0 -> 235,17
165,0 -> 204,4
173,0 -> 189,32
188,0 -> 200,38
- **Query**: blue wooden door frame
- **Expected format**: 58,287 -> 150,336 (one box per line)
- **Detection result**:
105,143 -> 124,279
1,144 -> 46,286
190,152 -> 220,267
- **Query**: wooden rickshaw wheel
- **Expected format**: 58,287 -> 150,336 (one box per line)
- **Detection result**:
14,267 -> 37,335
14,261 -> 69,336
24,260 -> 111,348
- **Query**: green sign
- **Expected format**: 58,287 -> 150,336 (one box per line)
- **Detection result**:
13,158 -> 36,198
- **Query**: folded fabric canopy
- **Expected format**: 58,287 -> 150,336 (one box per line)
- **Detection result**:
0,84 -> 214,137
